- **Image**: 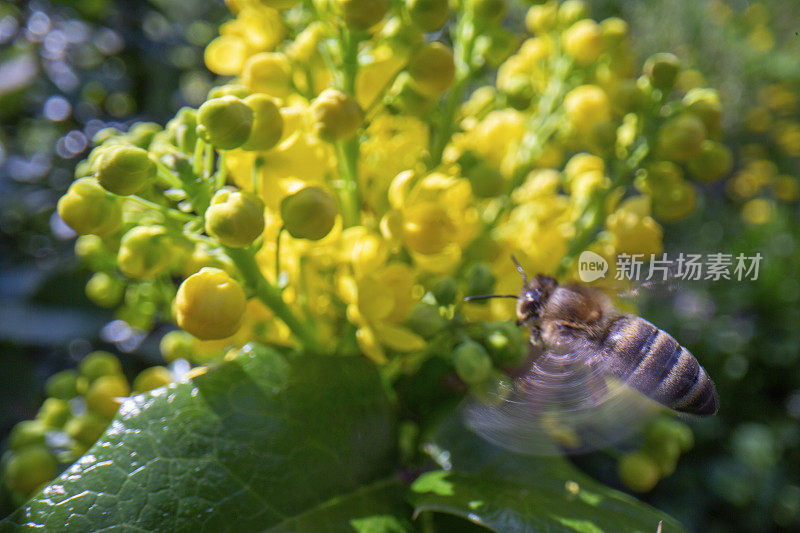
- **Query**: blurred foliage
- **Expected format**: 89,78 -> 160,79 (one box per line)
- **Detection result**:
0,0 -> 799,531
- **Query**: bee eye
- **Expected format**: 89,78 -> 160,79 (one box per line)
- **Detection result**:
527,288 -> 541,300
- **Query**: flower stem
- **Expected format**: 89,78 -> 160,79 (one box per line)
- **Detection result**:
224,246 -> 322,354
125,195 -> 197,223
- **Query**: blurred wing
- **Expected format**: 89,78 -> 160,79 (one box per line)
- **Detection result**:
463,340 -> 665,455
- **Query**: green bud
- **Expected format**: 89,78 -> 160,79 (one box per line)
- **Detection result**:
408,42 -> 456,97
117,225 -> 174,279
166,107 -> 198,153
687,140 -> 733,183
79,351 -> 122,383
93,127 -> 123,145
280,187 -> 338,240
646,417 -> 694,453
205,188 -> 265,248
57,178 -> 122,236
379,17 -> 424,57
466,262 -> 496,298
657,113 -> 706,162
465,161 -> 505,198
683,88 -> 722,133
36,398 -> 71,429
8,421 -> 47,451
241,94 -> 284,152
65,414 -> 107,447
387,73 -> 434,117
432,276 -> 458,306
207,83 -> 250,99
405,303 -> 447,338
334,0 -> 390,31
644,53 -> 681,91
486,322 -> 527,367
453,340 -> 493,384
407,0 -> 450,32
93,144 -> 156,196
4,446 -> 57,496
85,374 -> 130,419
160,330 -> 196,362
85,271 -> 125,308
127,122 -> 162,149
197,96 -> 254,150
133,366 -> 173,393
644,438 -> 681,477
617,452 -> 661,493
471,0 -> 507,27
45,369 -> 80,400
502,75 -> 534,110
311,88 -> 364,141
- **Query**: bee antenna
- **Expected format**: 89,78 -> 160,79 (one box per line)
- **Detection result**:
510,255 -> 528,284
463,294 -> 518,302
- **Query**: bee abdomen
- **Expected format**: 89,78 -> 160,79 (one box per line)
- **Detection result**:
603,316 -> 718,415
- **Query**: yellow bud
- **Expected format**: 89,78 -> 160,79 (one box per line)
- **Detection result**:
564,85 -> 610,128
741,198 -> 773,225
205,188 -> 265,248
204,35 -> 248,76
334,0 -> 391,31
197,96 -> 254,150
356,274 -> 394,320
683,88 -> 723,133
564,152 -> 605,181
175,267 -> 247,340
618,452 -> 661,493
562,19 -> 604,65
280,186 -> 338,240
407,0 -> 450,32
373,323 -> 427,353
402,203 -> 456,255
133,366 -> 173,393
352,233 -> 389,275
311,88 -> 364,141
525,2 -> 558,34
408,42 -> 456,96
94,144 -> 156,196
85,272 -> 125,308
241,52 -> 292,98
117,226 -> 174,279
600,17 -> 628,48
160,330 -> 196,362
208,84 -> 250,99
4,446 -> 57,497
57,178 -> 122,236
657,113 -> 707,162
85,374 -> 130,419
558,0 -> 589,27
687,140 -> 733,183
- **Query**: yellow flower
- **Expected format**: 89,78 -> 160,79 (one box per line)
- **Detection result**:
605,196 -> 663,256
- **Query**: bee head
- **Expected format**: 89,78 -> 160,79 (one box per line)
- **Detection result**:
516,274 -> 558,326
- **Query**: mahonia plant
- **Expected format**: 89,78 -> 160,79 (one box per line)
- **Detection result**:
4,0 -> 733,502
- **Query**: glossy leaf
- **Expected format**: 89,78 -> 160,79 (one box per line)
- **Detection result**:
1,348 -> 398,531
408,416 -> 687,533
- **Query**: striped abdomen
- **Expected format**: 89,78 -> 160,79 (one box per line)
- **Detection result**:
601,315 -> 718,415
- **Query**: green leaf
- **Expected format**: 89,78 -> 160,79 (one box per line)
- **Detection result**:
408,416 -> 688,533
2,348 -> 400,531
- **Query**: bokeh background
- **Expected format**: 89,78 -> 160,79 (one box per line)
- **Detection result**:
1,0 -> 799,530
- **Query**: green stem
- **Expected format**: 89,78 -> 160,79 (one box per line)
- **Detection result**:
556,142 -> 650,277
153,160 -> 182,189
275,225 -> 285,281
125,195 -> 197,223
331,26 -> 362,228
224,246 -> 322,354
428,11 -> 477,168
215,150 -> 228,190
334,139 -> 361,227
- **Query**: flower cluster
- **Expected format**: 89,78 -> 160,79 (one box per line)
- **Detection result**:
5,0 -> 743,499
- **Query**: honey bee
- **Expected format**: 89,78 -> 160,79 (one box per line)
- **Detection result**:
464,257 -> 718,454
